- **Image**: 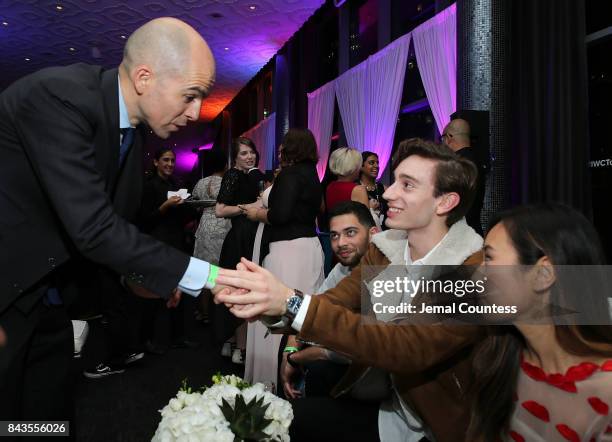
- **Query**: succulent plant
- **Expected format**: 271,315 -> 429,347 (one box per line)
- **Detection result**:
221,394 -> 279,442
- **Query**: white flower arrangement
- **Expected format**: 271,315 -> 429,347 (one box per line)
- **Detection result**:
152,374 -> 293,442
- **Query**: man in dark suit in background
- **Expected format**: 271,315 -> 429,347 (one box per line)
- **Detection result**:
442,118 -> 486,234
0,17 -> 224,426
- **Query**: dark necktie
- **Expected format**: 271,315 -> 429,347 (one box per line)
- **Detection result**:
119,128 -> 135,165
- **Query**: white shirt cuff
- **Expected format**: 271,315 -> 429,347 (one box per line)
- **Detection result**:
291,294 -> 311,332
178,257 -> 211,297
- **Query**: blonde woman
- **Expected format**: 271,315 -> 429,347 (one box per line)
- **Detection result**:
325,147 -> 369,211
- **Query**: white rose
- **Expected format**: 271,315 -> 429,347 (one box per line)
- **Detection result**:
155,377 -> 289,442
169,398 -> 183,412
175,433 -> 191,442
190,412 -> 206,427
208,404 -> 223,418
151,427 -> 173,442
241,384 -> 265,403
204,384 -> 240,404
184,393 -> 198,407
160,406 -> 176,419
246,384 -> 265,394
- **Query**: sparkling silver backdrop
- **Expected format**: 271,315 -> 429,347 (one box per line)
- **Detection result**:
457,0 -> 510,231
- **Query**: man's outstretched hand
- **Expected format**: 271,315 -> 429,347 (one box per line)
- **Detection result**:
211,264 -> 268,322
214,258 -> 293,319
125,280 -> 182,308
166,288 -> 182,308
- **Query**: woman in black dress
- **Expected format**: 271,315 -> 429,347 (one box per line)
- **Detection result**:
140,148 -> 191,252
243,128 -> 325,393
138,147 -> 197,353
213,137 -> 262,359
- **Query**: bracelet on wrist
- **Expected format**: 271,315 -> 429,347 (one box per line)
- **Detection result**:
283,346 -> 299,353
207,265 -> 220,288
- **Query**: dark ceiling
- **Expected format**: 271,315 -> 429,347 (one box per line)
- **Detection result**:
0,0 -> 325,120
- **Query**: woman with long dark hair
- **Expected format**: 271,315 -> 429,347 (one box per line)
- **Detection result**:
469,203 -> 612,441
140,148 -> 187,248
243,128 -> 325,393
358,151 -> 387,227
138,147 -> 197,353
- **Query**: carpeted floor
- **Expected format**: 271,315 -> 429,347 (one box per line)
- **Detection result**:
72,315 -> 242,441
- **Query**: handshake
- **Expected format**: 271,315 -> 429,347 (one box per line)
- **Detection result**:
125,258 -> 293,320
212,258 -> 295,321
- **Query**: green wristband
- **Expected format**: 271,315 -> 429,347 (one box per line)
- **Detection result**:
207,265 -> 219,288
283,346 -> 299,353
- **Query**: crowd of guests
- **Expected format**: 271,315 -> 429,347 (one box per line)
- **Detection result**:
83,123 -> 610,441
2,16 -> 608,441
28,122 -> 612,440
209,129 -> 612,442
80,122 -> 609,442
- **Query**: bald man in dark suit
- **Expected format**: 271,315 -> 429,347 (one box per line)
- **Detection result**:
0,17 -> 225,424
442,118 -> 486,235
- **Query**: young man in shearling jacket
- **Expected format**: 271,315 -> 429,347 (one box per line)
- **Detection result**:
216,138 -> 485,442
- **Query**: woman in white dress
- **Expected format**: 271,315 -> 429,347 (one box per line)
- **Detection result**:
244,184 -> 277,389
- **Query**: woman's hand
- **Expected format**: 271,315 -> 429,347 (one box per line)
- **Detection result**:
244,206 -> 259,222
160,195 -> 183,213
242,200 -> 264,211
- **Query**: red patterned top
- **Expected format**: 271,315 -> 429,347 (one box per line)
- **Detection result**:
506,356 -> 612,442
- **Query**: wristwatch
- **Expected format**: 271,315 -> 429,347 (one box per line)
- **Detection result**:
282,289 -> 305,323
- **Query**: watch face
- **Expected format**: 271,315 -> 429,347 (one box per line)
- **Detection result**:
287,295 -> 302,313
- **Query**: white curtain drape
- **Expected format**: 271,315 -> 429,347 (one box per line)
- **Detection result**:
242,112 -> 276,171
305,5 -> 456,177
362,33 -> 411,175
412,3 -> 457,135
334,61 -> 368,151
307,80 -> 336,181
335,33 -> 411,176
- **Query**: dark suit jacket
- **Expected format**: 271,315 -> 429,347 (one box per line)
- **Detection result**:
0,63 -> 189,315
456,146 -> 485,235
